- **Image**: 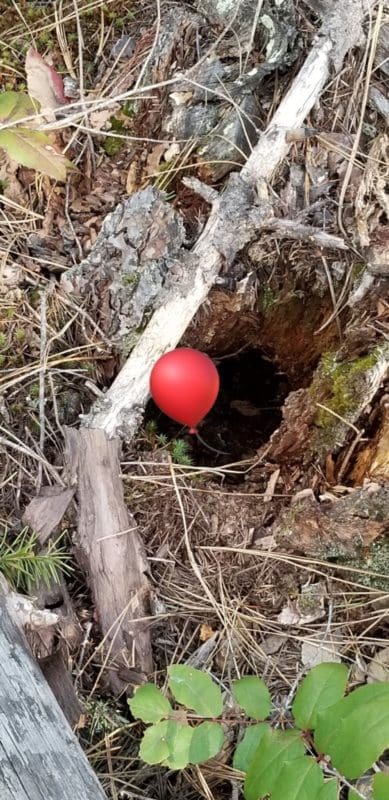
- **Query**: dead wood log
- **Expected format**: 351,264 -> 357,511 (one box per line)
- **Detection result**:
61,0 -> 376,693
0,577 -> 107,800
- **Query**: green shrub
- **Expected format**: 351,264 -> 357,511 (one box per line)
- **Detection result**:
129,662 -> 389,799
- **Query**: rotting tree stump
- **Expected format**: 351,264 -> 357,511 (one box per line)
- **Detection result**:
0,580 -> 107,800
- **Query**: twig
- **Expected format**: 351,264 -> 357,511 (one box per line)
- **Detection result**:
264,219 -> 348,250
320,254 -> 343,341
337,2 -> 384,238
37,288 -> 48,492
243,0 -> 264,71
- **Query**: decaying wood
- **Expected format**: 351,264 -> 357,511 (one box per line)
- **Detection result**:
23,485 -> 75,544
59,0 -> 379,691
271,484 -> 389,559
64,427 -> 152,694
0,577 -> 107,800
86,0 -> 372,439
39,649 -> 84,729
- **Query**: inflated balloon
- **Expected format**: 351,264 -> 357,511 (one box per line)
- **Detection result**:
150,348 -> 220,433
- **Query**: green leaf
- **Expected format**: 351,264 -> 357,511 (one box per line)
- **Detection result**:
373,773 -> 389,800
317,779 -> 339,800
128,684 -> 172,723
0,128 -> 71,181
139,721 -> 170,764
189,721 -> 224,764
271,756 -> 325,800
292,663 -> 348,730
314,684 -> 389,780
233,676 -> 272,720
140,720 -> 194,768
163,722 -> 193,770
0,91 -> 36,123
244,727 -> 305,800
315,683 -> 389,754
167,665 -> 223,717
233,723 -> 269,772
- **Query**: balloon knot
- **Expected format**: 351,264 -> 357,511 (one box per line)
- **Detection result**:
188,427 -> 198,435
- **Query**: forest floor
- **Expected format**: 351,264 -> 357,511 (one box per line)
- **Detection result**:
0,1 -> 388,799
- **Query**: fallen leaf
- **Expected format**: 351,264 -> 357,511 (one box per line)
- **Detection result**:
145,143 -> 169,177
301,630 -> 342,668
25,49 -> 67,117
0,127 -> 71,181
0,91 -> 36,124
126,159 -> 139,195
278,581 -> 327,626
200,624 -> 216,642
367,646 -> 389,683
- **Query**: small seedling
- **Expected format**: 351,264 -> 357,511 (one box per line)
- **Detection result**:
129,662 -> 389,799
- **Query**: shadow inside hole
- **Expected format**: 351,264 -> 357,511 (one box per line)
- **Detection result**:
145,349 -> 290,468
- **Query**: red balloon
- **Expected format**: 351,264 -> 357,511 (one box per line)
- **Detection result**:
150,348 -> 219,431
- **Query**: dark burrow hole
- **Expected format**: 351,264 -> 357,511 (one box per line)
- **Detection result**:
144,349 -> 291,468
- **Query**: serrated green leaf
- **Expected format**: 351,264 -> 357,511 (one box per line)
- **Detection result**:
271,756 -> 324,800
292,663 -> 348,730
0,91 -> 36,124
373,773 -> 389,800
233,676 -> 272,720
167,665 -> 223,717
139,721 -> 170,764
233,723 -> 269,772
244,727 -> 305,800
189,721 -> 224,764
0,128 -> 71,181
162,722 -> 193,770
315,684 -> 389,780
128,683 -> 172,723
316,779 -> 339,800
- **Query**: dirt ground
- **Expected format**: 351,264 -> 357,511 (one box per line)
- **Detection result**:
0,1 -> 388,799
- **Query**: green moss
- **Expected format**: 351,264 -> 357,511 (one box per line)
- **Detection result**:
261,284 -> 277,315
340,540 -> 389,591
122,272 -> 139,287
314,350 -> 381,428
102,116 -> 126,156
0,333 -> 6,348
352,262 -> 366,281
14,328 -> 26,343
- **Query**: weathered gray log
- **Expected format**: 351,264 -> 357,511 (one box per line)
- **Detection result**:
0,578 -> 107,800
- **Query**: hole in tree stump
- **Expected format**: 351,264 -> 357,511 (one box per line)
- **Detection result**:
145,349 -> 290,466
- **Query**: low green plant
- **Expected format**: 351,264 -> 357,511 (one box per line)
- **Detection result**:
0,91 -> 71,181
0,528 -> 72,591
129,662 -> 389,799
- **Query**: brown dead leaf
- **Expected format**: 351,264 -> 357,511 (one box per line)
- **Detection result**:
278,581 -> 327,626
200,623 -> 216,642
126,159 -> 139,195
301,628 -> 342,668
367,646 -> 389,683
145,143 -> 169,178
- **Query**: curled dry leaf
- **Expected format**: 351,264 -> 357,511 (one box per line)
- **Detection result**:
25,48 -> 67,116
